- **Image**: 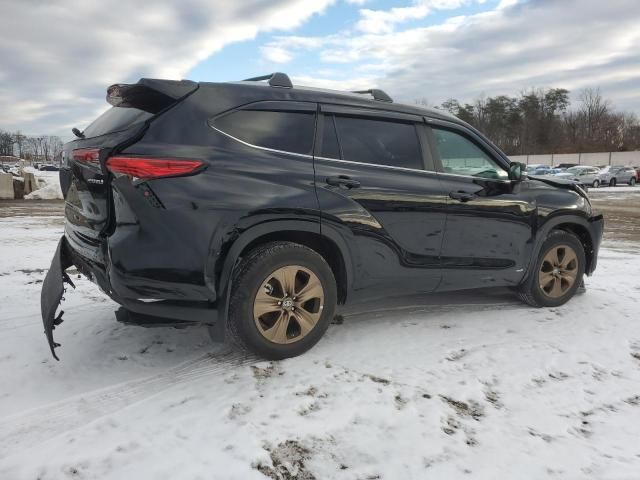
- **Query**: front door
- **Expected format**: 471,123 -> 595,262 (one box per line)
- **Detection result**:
313,107 -> 447,302
426,120 -> 536,291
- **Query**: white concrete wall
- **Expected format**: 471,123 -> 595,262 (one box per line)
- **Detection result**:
0,173 -> 15,199
508,151 -> 640,166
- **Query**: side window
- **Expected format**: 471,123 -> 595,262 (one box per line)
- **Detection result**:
320,115 -> 341,159
333,116 -> 423,170
432,128 -> 508,180
212,110 -> 315,155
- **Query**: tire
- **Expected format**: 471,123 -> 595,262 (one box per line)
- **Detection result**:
610,178 -> 616,187
592,179 -> 600,188
630,177 -> 636,186
517,230 -> 586,308
224,241 -> 337,359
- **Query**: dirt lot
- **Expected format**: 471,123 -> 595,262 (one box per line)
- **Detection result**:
590,190 -> 640,243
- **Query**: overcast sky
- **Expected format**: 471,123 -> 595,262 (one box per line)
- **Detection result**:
1,0 -> 639,137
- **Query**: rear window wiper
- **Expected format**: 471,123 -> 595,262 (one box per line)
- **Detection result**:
72,127 -> 85,139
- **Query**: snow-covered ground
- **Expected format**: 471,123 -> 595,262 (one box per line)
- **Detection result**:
1,201 -> 640,480
593,185 -> 638,193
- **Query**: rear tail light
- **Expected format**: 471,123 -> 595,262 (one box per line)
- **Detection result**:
72,148 -> 100,166
106,156 -> 204,180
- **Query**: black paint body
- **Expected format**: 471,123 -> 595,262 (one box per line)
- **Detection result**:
54,79 -> 605,334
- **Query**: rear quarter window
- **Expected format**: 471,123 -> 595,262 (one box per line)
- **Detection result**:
212,110 -> 316,155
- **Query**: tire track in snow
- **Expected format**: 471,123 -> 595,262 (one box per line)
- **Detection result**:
0,349 -> 257,458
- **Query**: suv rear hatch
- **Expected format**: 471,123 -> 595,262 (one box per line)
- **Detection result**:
60,79 -> 197,263
43,79 -> 197,359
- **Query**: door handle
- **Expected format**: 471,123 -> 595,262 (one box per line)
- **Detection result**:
449,191 -> 476,202
326,175 -> 361,189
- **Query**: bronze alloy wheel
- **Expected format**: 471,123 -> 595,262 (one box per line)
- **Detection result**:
538,244 -> 578,298
253,265 -> 325,344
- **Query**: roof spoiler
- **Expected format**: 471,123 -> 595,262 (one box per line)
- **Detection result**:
106,79 -> 198,111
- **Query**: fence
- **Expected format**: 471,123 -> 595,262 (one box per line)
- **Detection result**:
508,151 -> 640,167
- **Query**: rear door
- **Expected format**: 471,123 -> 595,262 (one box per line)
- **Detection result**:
425,119 -> 536,291
314,106 -> 446,302
60,80 -> 196,262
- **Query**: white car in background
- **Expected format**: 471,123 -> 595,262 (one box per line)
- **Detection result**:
598,166 -> 637,187
554,166 -> 602,187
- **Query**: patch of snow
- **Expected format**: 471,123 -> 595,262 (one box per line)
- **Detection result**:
592,186 -> 639,193
23,168 -> 63,200
0,207 -> 639,479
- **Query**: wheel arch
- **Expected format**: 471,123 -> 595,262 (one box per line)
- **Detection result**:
213,220 -> 352,312
522,214 -> 597,283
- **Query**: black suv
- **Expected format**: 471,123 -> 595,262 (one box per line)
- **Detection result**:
42,73 -> 604,360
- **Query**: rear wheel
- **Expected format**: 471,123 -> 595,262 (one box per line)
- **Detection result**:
225,241 -> 337,359
610,178 -> 617,187
518,230 -> 585,308
592,179 -> 600,188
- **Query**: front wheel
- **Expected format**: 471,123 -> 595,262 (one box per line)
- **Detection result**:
224,241 -> 337,359
630,177 -> 636,186
592,179 -> 600,188
610,178 -> 617,187
518,230 -> 586,308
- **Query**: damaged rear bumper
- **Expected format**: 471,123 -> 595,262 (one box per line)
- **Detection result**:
40,234 -> 221,360
40,236 -> 75,360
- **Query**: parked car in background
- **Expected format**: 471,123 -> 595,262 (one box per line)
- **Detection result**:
526,165 -> 563,176
599,166 -> 637,186
555,166 -> 602,187
526,164 -> 549,175
633,166 -> 640,180
557,163 -> 578,169
39,164 -> 60,172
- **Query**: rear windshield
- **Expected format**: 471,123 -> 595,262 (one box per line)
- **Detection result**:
82,107 -> 153,138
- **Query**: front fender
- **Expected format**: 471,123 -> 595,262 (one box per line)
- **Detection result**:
522,213 -> 604,282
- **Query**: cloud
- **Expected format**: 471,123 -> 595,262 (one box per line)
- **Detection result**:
0,0 -> 334,136
355,1 -> 483,34
261,46 -> 294,63
355,6 -> 430,33
268,0 -> 640,113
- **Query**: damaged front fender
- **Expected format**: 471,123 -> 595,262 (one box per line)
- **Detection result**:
40,236 -> 75,360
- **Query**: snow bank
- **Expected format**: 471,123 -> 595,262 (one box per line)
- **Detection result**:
23,168 -> 63,200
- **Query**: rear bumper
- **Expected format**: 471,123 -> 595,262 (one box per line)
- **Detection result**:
40,237 -> 75,360
68,236 -> 219,323
586,214 -> 604,275
40,233 -> 219,360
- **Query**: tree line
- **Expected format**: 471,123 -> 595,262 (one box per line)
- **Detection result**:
434,88 -> 640,156
0,130 -> 64,164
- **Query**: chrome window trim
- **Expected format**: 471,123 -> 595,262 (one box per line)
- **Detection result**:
436,171 -> 511,183
215,125 -> 438,175
212,124 -> 440,176
314,155 -> 437,176
210,125 -> 314,159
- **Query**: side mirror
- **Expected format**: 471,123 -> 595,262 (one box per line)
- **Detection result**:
508,162 -> 525,182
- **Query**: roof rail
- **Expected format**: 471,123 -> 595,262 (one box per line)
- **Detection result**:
352,89 -> 393,103
242,72 -> 293,88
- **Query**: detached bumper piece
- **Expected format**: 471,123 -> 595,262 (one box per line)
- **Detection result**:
40,236 -> 75,360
